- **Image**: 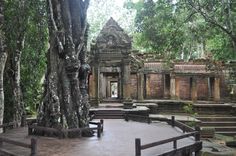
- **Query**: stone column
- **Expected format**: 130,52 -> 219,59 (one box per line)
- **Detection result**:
163,74 -> 170,99
89,72 -> 95,98
191,77 -> 197,102
175,78 -> 180,99
122,59 -> 131,101
90,64 -> 100,106
118,72 -> 122,99
214,77 -> 220,101
207,77 -> 212,99
170,74 -> 176,99
137,72 -> 144,101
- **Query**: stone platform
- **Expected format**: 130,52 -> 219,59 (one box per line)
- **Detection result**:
0,119 -> 196,156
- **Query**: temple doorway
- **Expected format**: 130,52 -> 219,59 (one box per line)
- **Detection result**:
100,73 -> 120,100
110,81 -> 118,98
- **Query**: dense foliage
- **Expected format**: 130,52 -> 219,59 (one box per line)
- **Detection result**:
127,0 -> 236,60
3,1 -> 47,121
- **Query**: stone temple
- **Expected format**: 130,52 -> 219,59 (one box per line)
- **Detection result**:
88,18 -> 231,106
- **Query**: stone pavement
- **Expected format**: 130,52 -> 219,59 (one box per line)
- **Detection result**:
0,119 -> 196,156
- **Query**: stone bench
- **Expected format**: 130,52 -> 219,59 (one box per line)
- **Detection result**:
134,103 -> 158,114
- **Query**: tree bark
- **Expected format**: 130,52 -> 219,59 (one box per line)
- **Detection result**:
37,0 -> 91,137
11,35 -> 25,126
0,0 -> 7,133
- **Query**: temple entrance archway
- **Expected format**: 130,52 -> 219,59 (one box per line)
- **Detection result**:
110,81 -> 118,98
99,72 -> 121,100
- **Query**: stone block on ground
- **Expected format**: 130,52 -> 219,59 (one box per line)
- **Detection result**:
201,127 -> 215,138
201,141 -> 235,156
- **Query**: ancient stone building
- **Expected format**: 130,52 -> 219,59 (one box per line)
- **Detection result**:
88,18 -> 228,106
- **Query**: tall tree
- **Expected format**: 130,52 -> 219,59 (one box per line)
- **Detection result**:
186,0 -> 236,53
20,1 -> 48,116
0,0 -> 7,132
3,1 -> 48,124
4,1 -> 34,126
37,0 -> 91,136
129,0 -> 236,60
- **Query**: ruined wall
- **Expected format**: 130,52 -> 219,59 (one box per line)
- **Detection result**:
145,74 -> 163,99
197,77 -> 209,100
220,75 -> 230,99
176,77 -> 190,100
130,74 -> 138,99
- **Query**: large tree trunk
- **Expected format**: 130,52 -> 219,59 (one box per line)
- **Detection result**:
0,0 -> 7,133
37,0 -> 91,137
0,53 -> 7,133
11,35 -> 25,126
3,1 -> 28,127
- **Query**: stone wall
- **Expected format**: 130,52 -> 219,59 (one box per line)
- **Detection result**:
145,74 -> 163,99
130,74 -> 137,99
197,77 -> 209,100
220,76 -> 230,99
176,77 -> 191,100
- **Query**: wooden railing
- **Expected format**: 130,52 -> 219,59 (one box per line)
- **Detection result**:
135,116 -> 202,156
0,137 -> 37,156
0,121 -> 17,132
124,114 -> 151,124
28,119 -> 104,138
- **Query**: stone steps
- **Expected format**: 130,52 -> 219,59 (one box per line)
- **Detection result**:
93,110 -> 124,119
197,116 -> 236,122
194,103 -> 234,115
215,131 -> 236,136
201,121 -> 236,127
197,116 -> 236,136
201,126 -> 236,132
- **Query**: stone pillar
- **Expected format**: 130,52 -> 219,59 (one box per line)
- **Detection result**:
170,75 -> 176,99
89,73 -> 95,98
90,64 -> 100,106
175,78 -> 180,99
207,77 -> 212,99
163,74 -> 170,99
118,72 -> 122,99
137,72 -> 144,101
214,77 -> 220,101
191,77 -> 197,102
122,59 -> 131,101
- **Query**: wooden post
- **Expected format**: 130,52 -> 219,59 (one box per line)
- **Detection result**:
147,117 -> 151,124
28,126 -> 32,135
97,123 -> 101,138
183,126 -> 186,133
125,114 -> 129,121
195,126 -> 201,141
173,140 -> 177,149
195,126 -> 201,156
31,138 -> 37,156
135,138 -> 141,156
171,116 -> 175,127
100,119 -> 104,133
0,138 -> 3,147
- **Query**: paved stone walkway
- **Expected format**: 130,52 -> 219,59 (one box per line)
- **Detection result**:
0,119 -> 196,156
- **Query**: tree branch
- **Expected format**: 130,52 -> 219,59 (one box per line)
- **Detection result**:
48,0 -> 64,53
187,0 -> 234,38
